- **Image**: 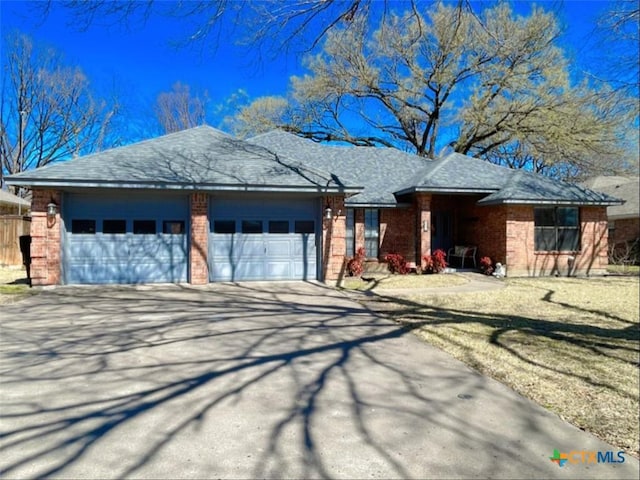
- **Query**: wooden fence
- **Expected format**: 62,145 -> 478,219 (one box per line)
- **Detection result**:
0,215 -> 31,266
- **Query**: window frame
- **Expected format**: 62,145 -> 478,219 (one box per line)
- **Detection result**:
364,208 -> 379,259
103,219 -> 126,234
71,219 -> 96,235
133,220 -> 157,235
534,207 -> 581,252
345,208 -> 355,257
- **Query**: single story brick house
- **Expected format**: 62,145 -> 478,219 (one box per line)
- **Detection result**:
6,125 -> 621,285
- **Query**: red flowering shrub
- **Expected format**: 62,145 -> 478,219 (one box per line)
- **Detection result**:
346,247 -> 366,277
479,256 -> 494,275
384,253 -> 410,274
423,249 -> 448,274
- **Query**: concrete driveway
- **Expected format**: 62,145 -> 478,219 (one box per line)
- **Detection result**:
1,282 -> 637,479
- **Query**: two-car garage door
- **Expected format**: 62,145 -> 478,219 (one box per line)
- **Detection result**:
62,193 -> 319,284
63,192 -> 188,284
208,197 -> 318,281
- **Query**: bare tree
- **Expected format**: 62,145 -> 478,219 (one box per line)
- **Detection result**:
0,32 -> 120,193
154,82 -> 208,134
232,2 -> 634,179
37,0 -> 392,58
595,0 -> 639,97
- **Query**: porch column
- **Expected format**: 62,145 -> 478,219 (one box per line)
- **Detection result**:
322,195 -> 346,282
189,193 -> 209,284
416,193 -> 432,266
30,189 -> 62,286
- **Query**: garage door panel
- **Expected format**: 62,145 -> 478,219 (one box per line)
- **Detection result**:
211,235 -> 235,256
265,261 -> 292,279
63,193 -> 188,284
209,197 -> 318,282
266,237 -> 291,256
66,264 -> 133,285
233,261 -> 265,280
294,236 -> 315,256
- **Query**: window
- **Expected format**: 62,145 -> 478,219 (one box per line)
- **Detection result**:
213,220 -> 235,234
345,209 -> 355,256
103,220 -> 126,234
71,219 -> 96,234
294,220 -> 314,234
133,220 -> 156,234
534,207 -> 580,251
242,220 -> 263,234
268,220 -> 289,233
163,220 -> 185,234
364,209 -> 379,258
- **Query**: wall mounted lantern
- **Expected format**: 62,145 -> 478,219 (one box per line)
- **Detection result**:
47,201 -> 58,222
324,204 -> 333,220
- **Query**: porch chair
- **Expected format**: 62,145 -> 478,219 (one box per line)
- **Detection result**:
447,245 -> 477,269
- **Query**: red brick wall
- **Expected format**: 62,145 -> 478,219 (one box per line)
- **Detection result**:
415,194 -> 432,264
354,209 -> 365,255
30,189 -> 61,286
380,206 -> 416,260
189,193 -> 209,284
504,205 -> 609,276
611,218 -> 640,246
449,198 -> 507,265
322,195 -> 346,281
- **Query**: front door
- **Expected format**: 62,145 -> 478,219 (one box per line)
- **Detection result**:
431,211 -> 453,253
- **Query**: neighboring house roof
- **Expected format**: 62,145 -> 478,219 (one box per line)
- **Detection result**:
0,189 -> 30,209
5,126 -> 360,195
248,130 -> 430,205
582,176 -> 639,220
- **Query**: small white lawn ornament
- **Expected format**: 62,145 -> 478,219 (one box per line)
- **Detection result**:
493,262 -> 506,278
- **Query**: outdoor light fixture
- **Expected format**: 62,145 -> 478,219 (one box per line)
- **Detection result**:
47,201 -> 58,219
324,204 -> 332,220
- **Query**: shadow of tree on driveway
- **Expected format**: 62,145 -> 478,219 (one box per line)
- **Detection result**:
1,283 -> 636,478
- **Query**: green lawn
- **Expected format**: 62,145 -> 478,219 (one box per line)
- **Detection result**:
350,276 -> 640,458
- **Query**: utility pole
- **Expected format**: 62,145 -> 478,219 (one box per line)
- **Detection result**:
17,109 -> 27,201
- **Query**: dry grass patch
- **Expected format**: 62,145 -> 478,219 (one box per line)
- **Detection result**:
0,267 -> 32,304
342,273 -> 469,291
357,276 -> 639,457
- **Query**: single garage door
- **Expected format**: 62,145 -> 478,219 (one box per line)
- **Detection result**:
63,192 -> 188,284
209,196 -> 318,281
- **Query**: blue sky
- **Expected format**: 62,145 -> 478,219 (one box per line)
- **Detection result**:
0,1 -> 618,133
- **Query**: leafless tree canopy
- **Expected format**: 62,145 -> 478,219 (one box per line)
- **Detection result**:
154,82 -> 208,134
0,33 -> 119,193
231,2 -> 636,180
37,0 -> 383,58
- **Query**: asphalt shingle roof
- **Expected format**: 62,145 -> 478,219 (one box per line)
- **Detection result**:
582,176 -> 639,219
477,170 -> 620,205
248,131 -> 431,205
396,152 -> 511,193
6,125 -> 622,207
6,126 -> 357,194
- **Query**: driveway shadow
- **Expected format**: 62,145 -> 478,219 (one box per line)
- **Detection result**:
1,283 -> 637,479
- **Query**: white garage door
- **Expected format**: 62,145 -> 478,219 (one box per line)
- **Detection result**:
209,197 -> 318,281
